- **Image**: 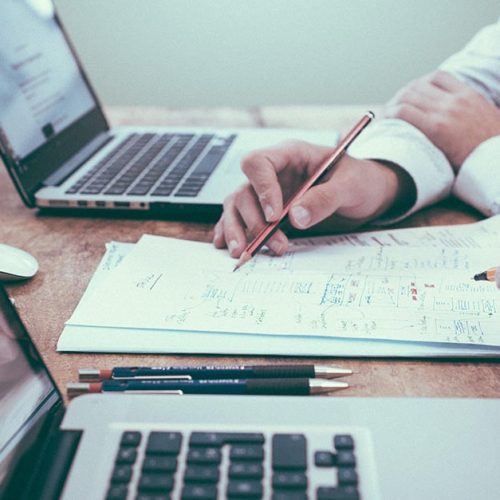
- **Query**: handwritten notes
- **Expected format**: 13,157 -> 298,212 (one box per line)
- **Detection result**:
67,216 -> 500,347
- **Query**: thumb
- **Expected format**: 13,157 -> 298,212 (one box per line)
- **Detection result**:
288,181 -> 343,229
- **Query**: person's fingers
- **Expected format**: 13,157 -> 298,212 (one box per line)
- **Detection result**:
288,177 -> 344,229
240,149 -> 285,222
429,70 -> 465,93
385,101 -> 430,132
241,141 -> 332,222
212,217 -> 226,248
402,85 -> 447,113
386,75 -> 448,114
233,188 -> 289,255
287,156 -> 405,229
221,195 -> 248,257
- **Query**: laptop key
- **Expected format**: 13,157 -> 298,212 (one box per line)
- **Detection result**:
272,434 -> 307,470
183,465 -> 220,483
138,474 -> 174,492
150,187 -> 174,196
129,185 -> 152,196
116,447 -> 138,464
146,431 -> 182,455
106,484 -> 128,500
334,435 -> 354,451
316,486 -> 359,500
187,447 -> 222,465
189,432 -> 265,447
174,190 -> 199,197
230,445 -> 264,461
314,451 -> 336,467
111,464 -> 133,483
228,463 -> 264,479
226,479 -> 263,498
142,456 -> 178,472
272,493 -> 307,500
192,148 -> 225,175
80,186 -> 105,195
181,483 -> 217,499
272,471 -> 307,489
337,468 -> 358,486
189,432 -> 225,447
136,495 -> 170,500
337,451 -> 356,467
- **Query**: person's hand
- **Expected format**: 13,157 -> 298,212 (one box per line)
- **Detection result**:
213,141 -> 413,257
385,70 -> 500,171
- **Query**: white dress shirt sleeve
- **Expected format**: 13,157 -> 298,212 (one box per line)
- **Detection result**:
348,119 -> 454,223
452,136 -> 500,216
439,19 -> 500,216
349,18 -> 500,222
439,19 -> 500,105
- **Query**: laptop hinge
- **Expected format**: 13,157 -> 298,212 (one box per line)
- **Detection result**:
43,131 -> 113,187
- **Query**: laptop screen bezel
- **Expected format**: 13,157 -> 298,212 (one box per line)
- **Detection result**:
0,5 -> 110,207
0,285 -> 63,497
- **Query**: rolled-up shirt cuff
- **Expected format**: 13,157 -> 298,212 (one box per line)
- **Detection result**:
348,119 -> 455,224
453,135 -> 500,216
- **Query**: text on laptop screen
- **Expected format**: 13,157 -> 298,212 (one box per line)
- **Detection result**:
0,288 -> 57,492
0,0 -> 95,162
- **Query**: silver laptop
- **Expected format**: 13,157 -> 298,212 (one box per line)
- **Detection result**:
0,0 -> 337,219
1,285 -> 499,500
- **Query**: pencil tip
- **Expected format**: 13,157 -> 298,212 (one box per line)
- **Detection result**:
232,251 -> 251,272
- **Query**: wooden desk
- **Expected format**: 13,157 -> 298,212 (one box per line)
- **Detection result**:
1,106 -> 499,402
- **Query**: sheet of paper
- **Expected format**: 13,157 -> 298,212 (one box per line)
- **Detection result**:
59,238 -> 500,357
67,220 -> 500,346
75,241 -> 135,312
292,214 -> 500,249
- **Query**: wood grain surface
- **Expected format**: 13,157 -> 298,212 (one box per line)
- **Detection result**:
1,105 -> 498,403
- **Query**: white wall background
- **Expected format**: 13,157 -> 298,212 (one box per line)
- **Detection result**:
54,0 -> 499,107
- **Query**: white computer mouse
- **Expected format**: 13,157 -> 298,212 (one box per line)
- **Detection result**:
0,243 -> 39,281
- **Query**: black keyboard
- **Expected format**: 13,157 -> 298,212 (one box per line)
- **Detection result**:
66,133 -> 236,198
105,429 -> 363,500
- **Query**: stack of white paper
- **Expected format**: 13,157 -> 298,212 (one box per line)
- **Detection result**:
58,216 -> 500,357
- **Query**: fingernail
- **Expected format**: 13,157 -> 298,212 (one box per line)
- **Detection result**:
228,240 -> 240,255
290,205 -> 311,228
264,205 -> 274,221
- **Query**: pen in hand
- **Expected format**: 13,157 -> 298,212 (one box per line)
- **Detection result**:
233,111 -> 375,272
67,378 -> 349,397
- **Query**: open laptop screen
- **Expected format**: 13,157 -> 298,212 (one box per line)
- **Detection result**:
0,287 -> 60,496
0,0 -> 108,202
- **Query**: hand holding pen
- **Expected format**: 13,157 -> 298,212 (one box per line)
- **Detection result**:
213,112 -> 412,264
233,112 -> 374,270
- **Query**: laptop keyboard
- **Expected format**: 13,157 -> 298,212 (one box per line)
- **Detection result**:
66,133 -> 236,198
105,429 -> 368,500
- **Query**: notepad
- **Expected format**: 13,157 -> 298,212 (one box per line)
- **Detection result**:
58,216 -> 500,357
